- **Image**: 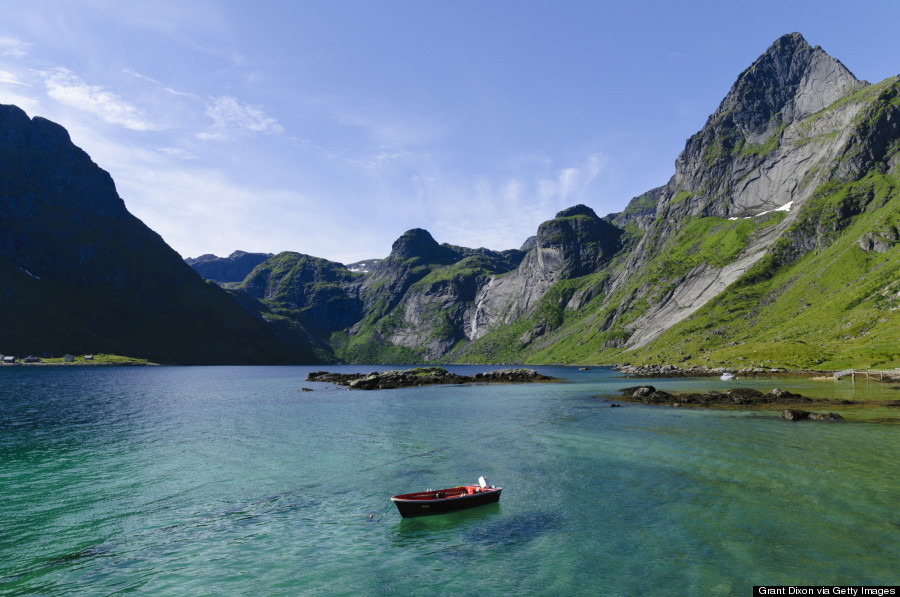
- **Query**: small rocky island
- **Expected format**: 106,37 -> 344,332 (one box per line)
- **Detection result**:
615,385 -> 846,421
306,367 -> 556,390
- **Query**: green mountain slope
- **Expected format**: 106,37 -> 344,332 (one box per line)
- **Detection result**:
622,171 -> 900,369
180,33 -> 900,369
450,37 -> 900,368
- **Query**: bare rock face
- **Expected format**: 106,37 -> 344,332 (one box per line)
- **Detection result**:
671,33 -> 865,222
466,205 -> 622,340
349,229 -> 524,360
601,33 -> 895,350
703,33 -> 862,142
858,227 -> 899,253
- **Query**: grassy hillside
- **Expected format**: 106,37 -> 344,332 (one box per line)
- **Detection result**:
480,170 -> 898,369
450,212 -> 788,365
616,171 -> 900,370
449,171 -> 900,370
448,75 -> 900,370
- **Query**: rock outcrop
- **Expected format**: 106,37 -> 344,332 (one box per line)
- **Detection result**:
782,409 -> 844,421
465,205 -> 621,341
617,385 -> 812,406
306,367 -> 555,390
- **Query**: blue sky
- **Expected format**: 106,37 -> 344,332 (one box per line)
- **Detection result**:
1,1 -> 899,264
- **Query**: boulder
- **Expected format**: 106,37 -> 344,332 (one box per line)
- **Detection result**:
726,388 -> 767,404
782,409 -> 843,421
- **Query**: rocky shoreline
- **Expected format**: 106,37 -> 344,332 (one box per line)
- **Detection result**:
611,384 -> 900,421
306,367 -> 556,390
614,364 -> 900,381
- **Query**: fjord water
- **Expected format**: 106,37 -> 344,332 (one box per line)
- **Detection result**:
1,366 -> 897,595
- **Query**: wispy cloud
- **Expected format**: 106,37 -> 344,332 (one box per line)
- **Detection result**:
158,147 -> 198,160
197,95 -> 283,140
336,106 -> 445,148
400,152 -> 612,252
346,149 -> 423,170
0,35 -> 31,58
43,67 -> 160,131
0,69 -> 28,86
122,67 -> 199,101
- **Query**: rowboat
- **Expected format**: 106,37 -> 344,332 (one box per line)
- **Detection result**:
390,476 -> 501,518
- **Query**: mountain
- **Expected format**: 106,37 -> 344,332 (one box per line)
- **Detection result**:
7,32 -> 893,368
199,33 -> 899,369
0,104 -> 319,364
225,230 -> 526,362
185,251 -> 274,284
345,259 -> 381,273
489,32 -> 899,369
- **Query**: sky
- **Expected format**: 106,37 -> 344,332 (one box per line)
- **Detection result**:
1,1 -> 899,264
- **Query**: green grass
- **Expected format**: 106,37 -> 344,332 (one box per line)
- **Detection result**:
38,354 -> 151,365
656,213 -> 784,279
729,125 -> 783,158
671,190 -> 694,204
614,170 -> 900,369
455,165 -> 899,370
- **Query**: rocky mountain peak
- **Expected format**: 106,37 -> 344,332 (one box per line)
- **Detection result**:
555,204 -> 598,219
0,104 -> 126,222
707,33 -> 862,141
666,32 -> 870,224
389,228 -> 453,263
534,204 -> 623,278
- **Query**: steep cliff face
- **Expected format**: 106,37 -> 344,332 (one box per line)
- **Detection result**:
451,33 -> 899,367
339,229 -> 524,361
0,104 -> 317,364
212,229 -> 526,362
465,205 -> 621,340
669,33 -> 865,222
597,33 -> 894,350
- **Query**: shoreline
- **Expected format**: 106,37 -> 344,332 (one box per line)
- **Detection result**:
603,384 -> 900,423
3,360 -> 899,383
612,363 -> 900,382
0,360 -> 156,367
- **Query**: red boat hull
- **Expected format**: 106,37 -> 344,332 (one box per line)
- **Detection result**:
391,485 -> 502,518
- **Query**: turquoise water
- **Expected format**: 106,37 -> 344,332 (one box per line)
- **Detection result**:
1,366 -> 897,595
